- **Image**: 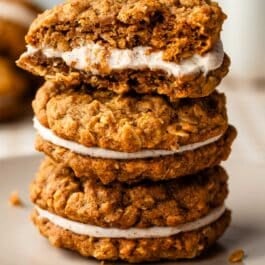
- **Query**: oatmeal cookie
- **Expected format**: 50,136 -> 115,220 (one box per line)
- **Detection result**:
35,125 -> 236,184
33,81 -> 228,152
31,158 -> 228,229
18,50 -> 230,101
20,0 -> 226,60
17,0 -> 227,99
32,209 -> 231,263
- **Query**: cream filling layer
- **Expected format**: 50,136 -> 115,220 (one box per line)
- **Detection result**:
25,41 -> 224,76
33,117 -> 223,160
0,1 -> 36,27
36,205 -> 225,239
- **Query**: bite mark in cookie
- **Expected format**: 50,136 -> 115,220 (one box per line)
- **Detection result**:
17,0 -> 228,99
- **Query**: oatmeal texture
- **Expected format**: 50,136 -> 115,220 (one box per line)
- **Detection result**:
23,0 -> 226,61
35,125 -> 236,184
33,81 -> 228,152
32,209 -> 231,263
17,0 -> 228,100
17,51 -> 230,101
31,158 -> 228,228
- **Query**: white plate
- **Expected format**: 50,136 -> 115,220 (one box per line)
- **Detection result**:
0,155 -> 264,265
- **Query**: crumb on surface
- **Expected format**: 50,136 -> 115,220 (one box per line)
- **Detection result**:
9,191 -> 23,207
229,249 -> 245,263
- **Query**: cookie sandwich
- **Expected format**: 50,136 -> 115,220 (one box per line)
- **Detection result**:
17,0 -> 237,262
32,81 -> 236,184
18,0 -> 230,101
31,158 -> 231,263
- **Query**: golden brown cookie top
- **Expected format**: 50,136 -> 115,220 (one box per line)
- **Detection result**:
33,81 -> 228,152
25,0 -> 226,61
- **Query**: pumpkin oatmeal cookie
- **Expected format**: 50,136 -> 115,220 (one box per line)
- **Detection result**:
18,50 -> 230,101
17,0 -> 228,100
16,0 -> 235,263
32,204 -> 231,263
31,158 -> 229,229
33,81 -> 228,153
31,159 -> 231,262
32,81 -> 236,184
35,125 -> 236,184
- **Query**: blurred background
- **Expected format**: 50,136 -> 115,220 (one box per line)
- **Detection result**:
0,0 -> 264,165
219,0 -> 265,83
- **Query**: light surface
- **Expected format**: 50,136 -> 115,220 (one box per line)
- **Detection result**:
33,0 -> 62,8
0,155 -> 264,264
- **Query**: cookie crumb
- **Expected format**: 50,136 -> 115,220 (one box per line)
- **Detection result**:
9,191 -> 23,207
229,249 -> 245,263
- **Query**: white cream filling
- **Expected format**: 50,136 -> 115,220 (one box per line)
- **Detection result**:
33,117 -> 223,160
0,1 -> 36,27
36,205 -> 226,239
25,41 -> 224,77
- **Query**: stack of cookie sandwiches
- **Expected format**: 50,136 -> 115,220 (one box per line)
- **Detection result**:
18,0 -> 237,262
0,0 -> 41,121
